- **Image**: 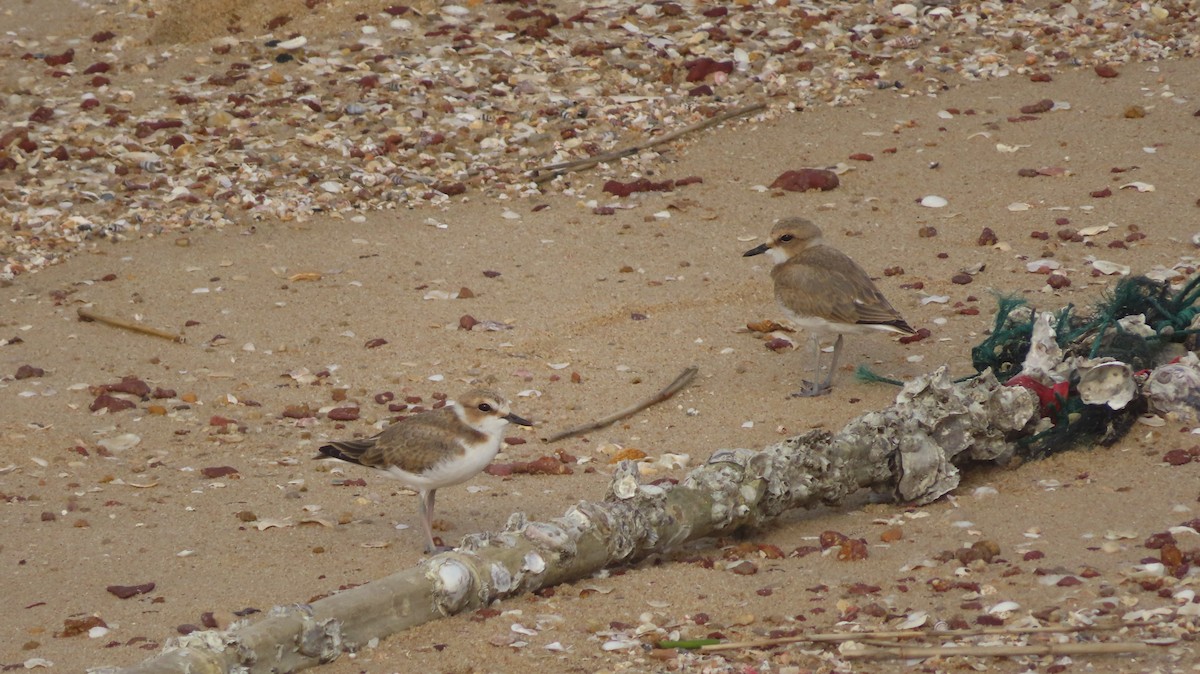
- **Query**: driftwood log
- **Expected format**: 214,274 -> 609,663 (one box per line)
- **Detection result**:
106,366 -> 1042,673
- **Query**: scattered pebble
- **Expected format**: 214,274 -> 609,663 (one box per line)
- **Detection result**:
770,169 -> 839,193
106,583 -> 155,599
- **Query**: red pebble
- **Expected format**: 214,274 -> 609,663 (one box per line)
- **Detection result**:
327,407 -> 360,421
201,466 -> 239,479
764,337 -> 793,351
683,57 -> 733,82
43,48 -> 74,66
769,168 -> 838,192
106,583 -> 155,599
603,178 -> 675,196
16,364 -> 45,379
90,394 -> 135,413
1094,64 -> 1119,78
1164,449 -> 1193,466
29,106 -> 55,123
899,328 -> 931,345
1019,99 -> 1054,114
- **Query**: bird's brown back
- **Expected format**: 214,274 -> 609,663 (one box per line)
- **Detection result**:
322,406 -> 487,475
772,244 -> 912,330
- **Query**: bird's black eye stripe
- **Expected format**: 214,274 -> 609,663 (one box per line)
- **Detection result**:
779,234 -> 794,242
478,403 -> 493,412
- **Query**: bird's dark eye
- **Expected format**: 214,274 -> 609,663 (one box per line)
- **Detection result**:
779,234 -> 794,242
478,403 -> 493,412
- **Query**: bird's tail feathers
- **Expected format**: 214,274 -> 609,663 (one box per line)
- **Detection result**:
316,440 -> 373,466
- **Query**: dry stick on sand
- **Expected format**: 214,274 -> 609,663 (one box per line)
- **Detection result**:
529,101 -> 768,184
77,307 -> 184,343
842,641 -> 1152,660
699,622 -> 1152,653
545,365 -> 698,442
112,367 -> 1064,674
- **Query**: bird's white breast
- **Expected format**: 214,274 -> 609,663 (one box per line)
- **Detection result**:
383,433 -> 503,488
782,309 -> 896,339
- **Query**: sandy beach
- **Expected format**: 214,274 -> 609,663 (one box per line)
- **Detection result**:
3,1 -> 1200,672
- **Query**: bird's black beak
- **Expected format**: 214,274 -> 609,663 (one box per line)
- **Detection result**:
743,243 -> 770,257
505,413 -> 534,427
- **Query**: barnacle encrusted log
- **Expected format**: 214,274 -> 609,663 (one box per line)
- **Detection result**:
110,367 -> 1037,674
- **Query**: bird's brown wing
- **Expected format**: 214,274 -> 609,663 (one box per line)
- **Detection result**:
368,408 -> 484,474
773,248 -> 909,328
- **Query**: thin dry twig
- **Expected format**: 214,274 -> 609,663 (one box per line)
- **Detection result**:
529,102 -> 767,184
699,621 -> 1148,653
545,365 -> 698,442
77,307 -> 184,343
842,641 -> 1152,660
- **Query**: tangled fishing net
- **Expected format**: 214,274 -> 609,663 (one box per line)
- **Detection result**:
863,275 -> 1200,457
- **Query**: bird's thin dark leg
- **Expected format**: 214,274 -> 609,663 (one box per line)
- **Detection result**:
792,336 -> 832,398
418,488 -> 438,554
821,334 -> 844,392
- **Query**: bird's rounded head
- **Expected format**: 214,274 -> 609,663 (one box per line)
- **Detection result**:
743,217 -> 824,264
455,388 -> 533,433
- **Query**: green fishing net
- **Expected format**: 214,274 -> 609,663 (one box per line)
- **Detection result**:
970,274 -> 1200,457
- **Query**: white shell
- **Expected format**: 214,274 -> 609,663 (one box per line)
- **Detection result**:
489,562 -> 513,593
1026,258 -> 1060,272
895,610 -> 928,630
277,36 -> 308,50
988,600 -> 1021,614
1076,359 -> 1136,410
98,433 -> 141,452
919,195 -> 948,208
430,558 -> 473,611
522,551 -> 546,574
1147,353 -> 1200,422
1116,314 -> 1155,338
1091,259 -> 1130,276
1120,181 -> 1155,192
1077,223 -> 1113,236
611,472 -> 638,500
1020,312 -> 1066,385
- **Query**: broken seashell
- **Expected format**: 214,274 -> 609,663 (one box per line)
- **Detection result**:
1147,353 -> 1200,422
1091,259 -> 1130,276
1076,358 -> 1136,410
1119,182 -> 1155,192
98,433 -> 141,452
277,36 -> 308,50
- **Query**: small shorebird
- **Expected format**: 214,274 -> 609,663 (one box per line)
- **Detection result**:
743,217 -> 915,397
316,388 -> 532,553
